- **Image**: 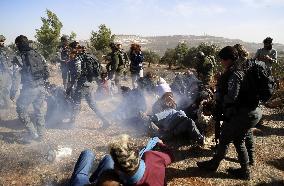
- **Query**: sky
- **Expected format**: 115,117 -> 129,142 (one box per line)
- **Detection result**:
1,0 -> 284,44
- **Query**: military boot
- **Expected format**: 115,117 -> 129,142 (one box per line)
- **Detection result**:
197,159 -> 219,171
227,165 -> 251,180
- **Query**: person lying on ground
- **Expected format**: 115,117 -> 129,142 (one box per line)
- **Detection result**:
70,136 -> 173,186
142,92 -> 205,145
109,135 -> 174,186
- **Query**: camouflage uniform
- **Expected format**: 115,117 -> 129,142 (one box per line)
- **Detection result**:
58,44 -> 70,89
196,53 -> 214,86
254,47 -> 277,72
68,52 -> 109,127
0,35 -> 14,109
15,35 -> 49,139
108,49 -> 126,88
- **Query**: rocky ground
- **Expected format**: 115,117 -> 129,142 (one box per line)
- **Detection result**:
0,65 -> 283,186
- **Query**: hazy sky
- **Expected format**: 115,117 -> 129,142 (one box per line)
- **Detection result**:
1,0 -> 284,44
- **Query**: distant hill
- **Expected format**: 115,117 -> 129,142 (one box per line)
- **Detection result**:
115,35 -> 284,56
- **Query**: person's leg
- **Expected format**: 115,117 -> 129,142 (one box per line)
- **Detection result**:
70,85 -> 83,124
131,73 -> 138,89
245,130 -> 254,165
197,122 -> 233,171
228,131 -> 251,180
61,64 -> 68,89
70,150 -> 95,186
32,86 -> 46,138
85,86 -> 110,128
172,117 -> 204,143
89,154 -> 114,183
16,87 -> 38,138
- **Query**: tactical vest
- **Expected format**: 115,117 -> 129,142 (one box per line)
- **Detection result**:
21,49 -> 49,81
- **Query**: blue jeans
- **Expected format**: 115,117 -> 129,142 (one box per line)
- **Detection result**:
70,150 -> 114,186
153,109 -> 203,142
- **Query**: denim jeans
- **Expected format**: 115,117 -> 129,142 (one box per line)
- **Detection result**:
70,150 -> 114,186
153,109 -> 203,142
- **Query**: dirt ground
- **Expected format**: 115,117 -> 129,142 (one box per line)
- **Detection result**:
0,65 -> 283,186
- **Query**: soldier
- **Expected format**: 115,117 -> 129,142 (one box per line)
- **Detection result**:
107,42 -> 126,89
116,42 -> 130,81
197,46 -> 262,180
0,35 -> 21,105
0,35 -> 12,110
58,35 -> 70,89
196,51 -> 214,86
67,41 -> 109,128
253,37 -> 277,73
130,44 -> 144,88
14,35 -> 50,142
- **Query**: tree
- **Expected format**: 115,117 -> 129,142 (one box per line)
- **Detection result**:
69,31 -> 77,41
183,42 -> 220,70
35,9 -> 63,60
143,50 -> 160,67
174,42 -> 189,67
89,24 -> 115,54
160,48 -> 176,69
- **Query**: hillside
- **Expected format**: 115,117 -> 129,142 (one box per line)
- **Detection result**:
115,35 -> 284,56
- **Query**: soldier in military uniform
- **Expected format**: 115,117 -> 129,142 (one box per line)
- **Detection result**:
0,35 -> 11,109
14,35 -> 50,142
254,37 -> 277,73
68,41 -> 109,128
107,42 -> 126,89
116,42 -> 129,81
196,51 -> 214,86
58,35 -> 70,89
197,46 -> 262,180
0,35 -> 19,110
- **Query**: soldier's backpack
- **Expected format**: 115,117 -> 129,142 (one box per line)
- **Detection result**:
118,51 -> 128,67
81,53 -> 102,81
242,60 -> 275,103
24,50 -> 49,80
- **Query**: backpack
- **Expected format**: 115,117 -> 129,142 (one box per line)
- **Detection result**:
118,51 -> 128,67
241,60 -> 275,103
24,50 -> 49,80
81,53 -> 102,81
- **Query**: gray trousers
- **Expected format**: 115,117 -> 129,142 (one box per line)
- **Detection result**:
16,85 -> 46,136
0,72 -> 11,109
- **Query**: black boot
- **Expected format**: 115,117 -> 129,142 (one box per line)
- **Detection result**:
247,151 -> 255,166
227,165 -> 250,180
248,156 -> 254,166
197,159 -> 219,171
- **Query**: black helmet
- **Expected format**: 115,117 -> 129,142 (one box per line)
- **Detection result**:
15,35 -> 30,51
61,35 -> 69,42
109,42 -> 116,48
263,37 -> 273,44
69,41 -> 79,49
197,51 -> 205,58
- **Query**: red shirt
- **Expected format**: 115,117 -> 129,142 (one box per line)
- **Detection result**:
135,143 -> 174,186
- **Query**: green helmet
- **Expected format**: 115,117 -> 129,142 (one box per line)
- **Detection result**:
0,35 -> 6,42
